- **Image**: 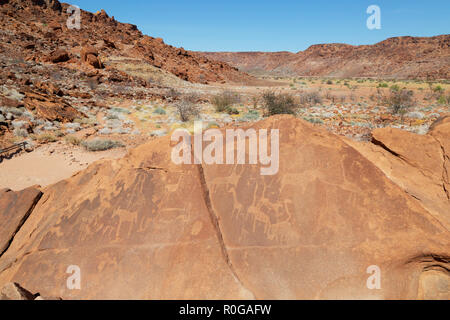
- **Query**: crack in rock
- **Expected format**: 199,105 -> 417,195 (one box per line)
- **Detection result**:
0,191 -> 43,259
196,164 -> 256,299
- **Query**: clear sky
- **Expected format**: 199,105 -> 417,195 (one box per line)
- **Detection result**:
68,0 -> 450,52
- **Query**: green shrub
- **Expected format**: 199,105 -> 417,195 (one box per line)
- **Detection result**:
378,82 -> 388,88
243,110 -> 260,121
390,84 -> 400,92
433,85 -> 444,93
303,117 -> 324,124
153,107 -> 166,115
82,139 -> 124,152
226,107 -> 239,115
437,95 -> 448,105
262,91 -> 299,116
111,107 -> 131,114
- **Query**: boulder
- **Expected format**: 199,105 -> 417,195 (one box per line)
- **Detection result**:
345,119 -> 450,230
48,49 -> 70,63
24,90 -> 85,123
0,116 -> 448,300
81,46 -> 103,69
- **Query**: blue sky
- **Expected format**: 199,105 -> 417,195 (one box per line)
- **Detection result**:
69,0 -> 449,52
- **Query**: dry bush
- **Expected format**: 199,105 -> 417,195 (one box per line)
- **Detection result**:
299,91 -> 323,106
148,75 -> 163,86
166,88 -> 180,101
176,94 -> 201,122
251,96 -> 259,109
385,89 -> 415,117
65,135 -> 81,146
262,91 -> 299,116
211,91 -> 241,113
86,78 -> 98,90
34,133 -> 57,143
82,139 -> 124,152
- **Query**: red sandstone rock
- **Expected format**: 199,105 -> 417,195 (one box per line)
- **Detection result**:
0,282 -> 36,300
0,187 -> 42,256
23,90 -> 85,122
48,49 -> 70,63
0,116 -> 448,300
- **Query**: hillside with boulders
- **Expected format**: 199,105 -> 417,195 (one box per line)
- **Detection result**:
0,0 -> 254,84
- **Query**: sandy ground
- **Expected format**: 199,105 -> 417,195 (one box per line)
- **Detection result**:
0,142 -> 127,191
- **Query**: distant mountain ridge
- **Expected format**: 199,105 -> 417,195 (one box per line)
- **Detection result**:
199,35 -> 450,80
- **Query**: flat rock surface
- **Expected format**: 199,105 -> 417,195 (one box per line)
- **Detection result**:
0,187 -> 42,256
0,116 -> 448,299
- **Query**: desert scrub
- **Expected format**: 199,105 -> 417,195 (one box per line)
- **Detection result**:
226,106 -> 239,115
378,82 -> 388,88
165,88 -> 180,101
34,133 -> 58,143
385,89 -> 415,119
243,110 -> 260,121
211,91 -> 241,113
65,135 -> 81,146
303,117 -> 324,124
390,84 -> 400,92
175,94 -> 200,122
433,85 -> 444,93
262,91 -> 299,116
437,95 -> 447,105
82,139 -> 124,152
153,107 -> 166,115
299,91 -> 323,106
4,107 -> 24,117
13,128 -> 28,138
74,117 -> 97,126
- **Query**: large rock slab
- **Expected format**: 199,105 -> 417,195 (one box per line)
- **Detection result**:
0,116 -> 448,299
346,117 -> 450,230
24,91 -> 85,123
0,187 -> 42,256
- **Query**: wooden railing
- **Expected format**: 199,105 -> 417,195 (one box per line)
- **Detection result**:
0,142 -> 27,156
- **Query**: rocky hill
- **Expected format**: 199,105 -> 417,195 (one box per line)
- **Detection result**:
0,115 -> 449,299
200,35 -> 450,80
0,0 -> 253,84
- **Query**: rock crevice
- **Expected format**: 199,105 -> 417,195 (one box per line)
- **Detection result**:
196,164 -> 256,299
0,188 -> 43,259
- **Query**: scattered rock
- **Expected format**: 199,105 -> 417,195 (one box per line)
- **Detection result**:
24,90 -> 85,123
81,46 -> 103,69
48,49 -> 70,63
